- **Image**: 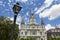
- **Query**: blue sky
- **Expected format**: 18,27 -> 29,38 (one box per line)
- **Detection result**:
0,0 -> 60,30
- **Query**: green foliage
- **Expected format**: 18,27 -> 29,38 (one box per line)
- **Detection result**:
48,37 -> 60,40
20,37 -> 36,40
0,16 -> 19,40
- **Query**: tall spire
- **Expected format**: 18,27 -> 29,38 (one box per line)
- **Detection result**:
21,16 -> 25,24
41,17 -> 45,28
29,13 -> 36,24
30,13 -> 34,18
41,17 -> 44,25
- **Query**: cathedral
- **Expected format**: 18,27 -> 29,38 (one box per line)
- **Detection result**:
19,13 -> 47,40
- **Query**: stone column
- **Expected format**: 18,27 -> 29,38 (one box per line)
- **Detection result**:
39,37 -> 41,40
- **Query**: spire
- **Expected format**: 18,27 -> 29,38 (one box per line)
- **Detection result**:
21,16 -> 25,24
29,13 -> 36,24
41,17 -> 45,28
41,17 -> 44,25
30,13 -> 34,18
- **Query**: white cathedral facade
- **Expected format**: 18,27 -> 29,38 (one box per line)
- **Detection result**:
19,13 -> 47,40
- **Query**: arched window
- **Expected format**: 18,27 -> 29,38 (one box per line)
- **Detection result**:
21,32 -> 23,34
41,38 -> 43,40
25,32 -> 27,35
32,31 -> 35,35
40,32 -> 42,35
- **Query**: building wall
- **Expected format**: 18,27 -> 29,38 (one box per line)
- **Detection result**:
47,28 -> 60,38
19,24 -> 47,40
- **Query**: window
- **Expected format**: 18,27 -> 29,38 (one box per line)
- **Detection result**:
32,31 -> 36,35
25,32 -> 27,35
33,32 -> 35,35
40,32 -> 42,35
32,27 -> 34,28
58,30 -> 60,32
43,36 -> 45,38
52,30 -> 54,32
21,32 -> 23,34
41,38 -> 43,40
45,32 -> 47,34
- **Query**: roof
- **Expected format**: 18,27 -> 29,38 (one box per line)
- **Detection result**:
47,28 -> 60,32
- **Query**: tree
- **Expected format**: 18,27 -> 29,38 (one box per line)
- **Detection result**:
0,16 -> 19,40
20,37 -> 36,40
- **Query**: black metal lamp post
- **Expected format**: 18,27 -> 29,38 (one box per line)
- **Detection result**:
11,2 -> 22,40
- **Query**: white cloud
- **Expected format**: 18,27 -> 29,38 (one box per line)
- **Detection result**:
8,15 -> 22,29
48,4 -> 60,20
21,0 -> 28,3
25,17 -> 29,25
16,15 -> 21,25
39,9 -> 51,18
16,0 -> 28,3
35,0 -> 60,20
35,0 -> 53,14
40,4 -> 60,20
8,17 -> 13,21
54,0 -> 60,3
56,24 -> 60,28
15,0 -> 20,2
45,24 -> 60,31
8,15 -> 21,25
45,24 -> 55,30
0,1 -> 3,5
34,7 -> 38,12
26,12 -> 29,16
8,0 -> 12,3
44,0 -> 53,7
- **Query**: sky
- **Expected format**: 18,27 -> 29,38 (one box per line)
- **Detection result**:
0,0 -> 60,30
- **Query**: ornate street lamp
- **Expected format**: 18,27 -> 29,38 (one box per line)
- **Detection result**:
11,2 -> 22,40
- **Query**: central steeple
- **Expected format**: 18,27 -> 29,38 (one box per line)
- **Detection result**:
29,13 -> 36,24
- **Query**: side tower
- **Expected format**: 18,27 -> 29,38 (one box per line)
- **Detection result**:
21,17 -> 25,25
41,18 -> 45,28
19,17 -> 25,38
20,17 -> 25,29
41,17 -> 47,40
